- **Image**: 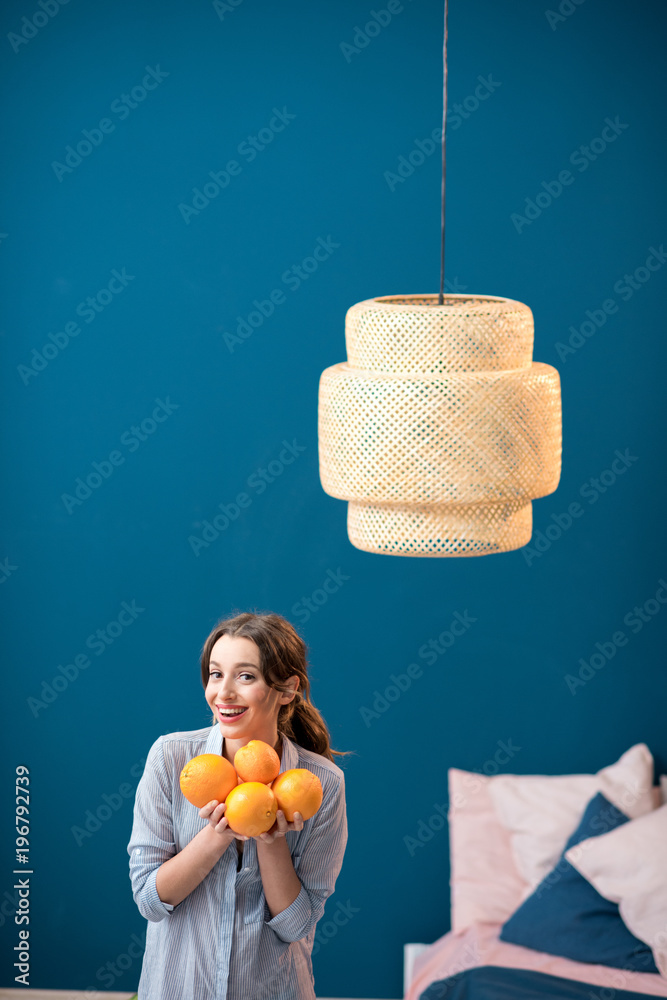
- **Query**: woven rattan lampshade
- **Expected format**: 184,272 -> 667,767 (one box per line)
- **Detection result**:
318,294 -> 562,556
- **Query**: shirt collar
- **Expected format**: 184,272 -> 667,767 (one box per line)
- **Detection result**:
204,724 -> 298,772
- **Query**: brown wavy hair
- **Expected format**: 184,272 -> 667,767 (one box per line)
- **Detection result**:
200,611 -> 354,764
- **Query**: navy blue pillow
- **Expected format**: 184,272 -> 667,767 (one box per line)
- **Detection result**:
499,792 -> 658,973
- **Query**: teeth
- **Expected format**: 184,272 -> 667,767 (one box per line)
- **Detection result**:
220,708 -> 245,715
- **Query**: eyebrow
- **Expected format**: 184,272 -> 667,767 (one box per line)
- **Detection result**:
209,660 -> 258,670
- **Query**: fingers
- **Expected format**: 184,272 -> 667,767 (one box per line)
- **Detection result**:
200,800 -> 230,834
211,803 -> 228,830
282,810 -> 303,831
198,801 -> 249,840
199,799 -> 220,820
253,810 -> 305,842
274,810 -> 304,833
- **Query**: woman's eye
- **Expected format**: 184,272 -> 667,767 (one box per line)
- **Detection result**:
209,670 -> 254,680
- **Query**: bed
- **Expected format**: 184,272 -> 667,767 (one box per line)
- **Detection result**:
405,744 -> 667,1000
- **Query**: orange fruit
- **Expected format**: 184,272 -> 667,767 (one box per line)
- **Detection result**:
234,739 -> 281,784
224,782 -> 277,837
271,768 -> 323,822
180,754 -> 238,808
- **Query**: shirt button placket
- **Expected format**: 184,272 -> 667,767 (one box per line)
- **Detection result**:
215,850 -> 235,999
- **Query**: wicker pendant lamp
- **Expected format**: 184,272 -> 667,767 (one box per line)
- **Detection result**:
317,5 -> 562,557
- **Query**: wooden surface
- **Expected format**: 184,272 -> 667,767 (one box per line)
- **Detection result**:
0,993 -> 137,1000
0,992 -> 394,1000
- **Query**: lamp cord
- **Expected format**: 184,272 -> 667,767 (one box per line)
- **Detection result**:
438,0 -> 448,305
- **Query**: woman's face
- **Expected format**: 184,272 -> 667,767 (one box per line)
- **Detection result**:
205,633 -> 298,740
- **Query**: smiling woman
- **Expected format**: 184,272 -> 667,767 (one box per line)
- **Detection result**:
127,611 -> 353,1000
204,633 -> 299,768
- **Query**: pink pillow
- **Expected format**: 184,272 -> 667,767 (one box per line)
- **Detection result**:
566,805 -> 667,977
448,769 -> 527,934
448,746 -> 656,934
488,744 -> 655,890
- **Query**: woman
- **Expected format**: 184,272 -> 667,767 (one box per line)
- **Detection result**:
127,611 -> 350,999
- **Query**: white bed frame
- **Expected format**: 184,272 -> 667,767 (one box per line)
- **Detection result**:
403,942 -> 431,996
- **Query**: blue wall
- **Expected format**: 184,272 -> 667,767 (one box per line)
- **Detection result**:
2,0 -> 666,996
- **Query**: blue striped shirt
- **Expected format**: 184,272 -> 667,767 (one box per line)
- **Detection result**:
127,724 -> 347,1000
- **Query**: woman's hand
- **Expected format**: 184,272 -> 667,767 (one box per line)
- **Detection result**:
199,800 -> 248,842
255,809 -> 304,843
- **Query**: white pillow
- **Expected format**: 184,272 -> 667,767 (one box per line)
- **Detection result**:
488,744 -> 655,890
566,804 -> 667,978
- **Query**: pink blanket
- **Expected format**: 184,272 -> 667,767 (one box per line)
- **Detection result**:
406,922 -> 667,999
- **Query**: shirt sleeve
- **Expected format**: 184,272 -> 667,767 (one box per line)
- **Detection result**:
127,736 -> 177,923
265,770 -> 348,943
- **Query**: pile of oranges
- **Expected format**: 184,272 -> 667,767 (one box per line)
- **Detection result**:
179,740 -> 323,837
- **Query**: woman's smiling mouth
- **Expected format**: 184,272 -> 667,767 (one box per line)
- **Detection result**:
216,705 -> 248,722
